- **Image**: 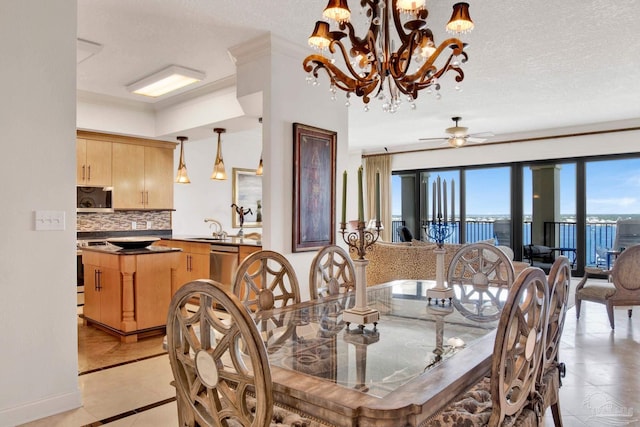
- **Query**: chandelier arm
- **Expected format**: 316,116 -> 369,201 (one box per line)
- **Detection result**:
304,38 -> 377,87
390,1 -> 410,45
303,54 -> 380,103
399,38 -> 465,84
390,30 -> 423,79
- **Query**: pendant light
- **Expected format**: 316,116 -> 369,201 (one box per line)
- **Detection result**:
175,136 -> 190,183
256,117 -> 263,176
211,128 -> 227,180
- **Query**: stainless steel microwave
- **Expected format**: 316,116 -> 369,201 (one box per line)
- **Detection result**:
77,186 -> 114,213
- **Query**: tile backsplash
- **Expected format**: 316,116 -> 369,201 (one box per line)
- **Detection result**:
77,211 -> 172,232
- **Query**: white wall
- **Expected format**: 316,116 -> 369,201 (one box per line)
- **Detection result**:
0,1 -> 81,425
391,120 -> 640,171
172,127 -> 263,236
230,35 -> 350,301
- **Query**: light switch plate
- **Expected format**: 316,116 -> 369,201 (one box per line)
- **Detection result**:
35,210 -> 66,231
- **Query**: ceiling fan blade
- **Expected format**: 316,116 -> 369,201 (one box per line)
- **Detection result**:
468,132 -> 494,138
418,137 -> 447,142
466,136 -> 487,143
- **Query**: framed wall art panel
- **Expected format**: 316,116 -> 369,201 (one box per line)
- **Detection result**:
292,123 -> 337,252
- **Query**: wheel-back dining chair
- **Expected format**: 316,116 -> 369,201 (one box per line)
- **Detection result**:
538,256 -> 571,427
426,267 -> 549,426
166,280 -> 321,427
576,243 -> 640,329
232,250 -> 301,313
309,245 -> 355,299
447,242 -> 516,322
232,250 -> 301,347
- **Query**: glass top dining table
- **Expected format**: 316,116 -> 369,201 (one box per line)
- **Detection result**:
255,280 -> 499,427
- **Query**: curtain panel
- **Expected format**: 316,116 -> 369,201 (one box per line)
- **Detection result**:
364,155 -> 391,242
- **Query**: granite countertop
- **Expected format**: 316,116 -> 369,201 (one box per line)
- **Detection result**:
165,235 -> 262,247
81,245 -> 182,255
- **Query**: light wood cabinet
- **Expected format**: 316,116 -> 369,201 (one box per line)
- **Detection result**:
239,245 -> 261,263
76,138 -> 112,186
83,262 -> 121,330
82,249 -> 179,342
112,143 -> 174,210
154,240 -> 211,294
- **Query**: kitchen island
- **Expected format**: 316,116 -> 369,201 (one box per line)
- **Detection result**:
81,245 -> 181,343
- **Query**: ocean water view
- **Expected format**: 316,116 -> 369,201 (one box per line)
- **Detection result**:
392,214 -> 640,266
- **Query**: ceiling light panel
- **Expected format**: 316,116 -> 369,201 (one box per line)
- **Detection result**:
126,65 -> 205,98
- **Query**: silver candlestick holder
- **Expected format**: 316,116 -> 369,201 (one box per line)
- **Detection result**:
423,220 -> 457,306
340,220 -> 381,331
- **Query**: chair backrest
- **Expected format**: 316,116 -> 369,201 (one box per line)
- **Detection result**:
397,226 -> 413,242
232,250 -> 301,314
447,242 -> 516,322
541,256 -> 571,374
610,244 -> 640,296
489,267 -> 549,425
493,219 -> 511,246
309,245 -> 356,299
613,219 -> 640,251
166,279 -> 273,427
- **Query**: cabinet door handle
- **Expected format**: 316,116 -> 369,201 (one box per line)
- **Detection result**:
187,255 -> 192,272
82,165 -> 86,181
140,191 -> 145,205
87,165 -> 91,181
97,270 -> 102,291
145,191 -> 149,205
94,269 -> 98,291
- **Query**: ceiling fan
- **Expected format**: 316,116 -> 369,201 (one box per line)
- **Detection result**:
419,117 -> 494,148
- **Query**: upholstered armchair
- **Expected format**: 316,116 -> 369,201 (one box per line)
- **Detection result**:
576,244 -> 640,329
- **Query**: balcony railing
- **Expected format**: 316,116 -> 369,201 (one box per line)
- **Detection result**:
391,219 -> 617,266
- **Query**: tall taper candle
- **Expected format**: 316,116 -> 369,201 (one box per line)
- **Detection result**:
443,180 -> 447,223
437,176 -> 442,219
375,171 -> 381,222
432,181 -> 436,223
357,166 -> 364,222
341,170 -> 347,226
451,179 -> 455,223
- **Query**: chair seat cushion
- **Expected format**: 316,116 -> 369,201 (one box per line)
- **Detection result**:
223,398 -> 329,427
424,377 -> 539,426
577,281 -> 616,300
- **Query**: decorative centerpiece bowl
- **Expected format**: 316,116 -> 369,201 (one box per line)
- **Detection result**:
107,237 -> 159,249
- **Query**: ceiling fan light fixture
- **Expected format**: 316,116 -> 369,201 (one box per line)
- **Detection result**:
127,65 -> 205,98
211,128 -> 227,181
449,136 -> 466,148
446,2 -> 474,34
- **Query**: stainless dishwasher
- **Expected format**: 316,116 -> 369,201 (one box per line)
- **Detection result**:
209,244 -> 239,286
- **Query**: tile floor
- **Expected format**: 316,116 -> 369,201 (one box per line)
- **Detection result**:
20,296 -> 640,426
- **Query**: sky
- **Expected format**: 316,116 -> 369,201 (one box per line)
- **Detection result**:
392,158 -> 640,217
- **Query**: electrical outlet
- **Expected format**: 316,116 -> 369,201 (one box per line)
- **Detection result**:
131,221 -> 137,230
146,221 -> 152,230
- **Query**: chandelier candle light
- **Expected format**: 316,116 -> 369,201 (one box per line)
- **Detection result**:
424,176 -> 456,305
304,0 -> 474,112
340,166 -> 382,331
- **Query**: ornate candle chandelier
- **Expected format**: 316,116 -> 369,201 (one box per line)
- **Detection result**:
303,0 -> 474,113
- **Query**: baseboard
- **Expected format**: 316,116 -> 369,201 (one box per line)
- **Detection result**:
0,389 -> 82,427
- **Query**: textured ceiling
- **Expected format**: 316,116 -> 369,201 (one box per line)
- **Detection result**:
77,0 -> 640,153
